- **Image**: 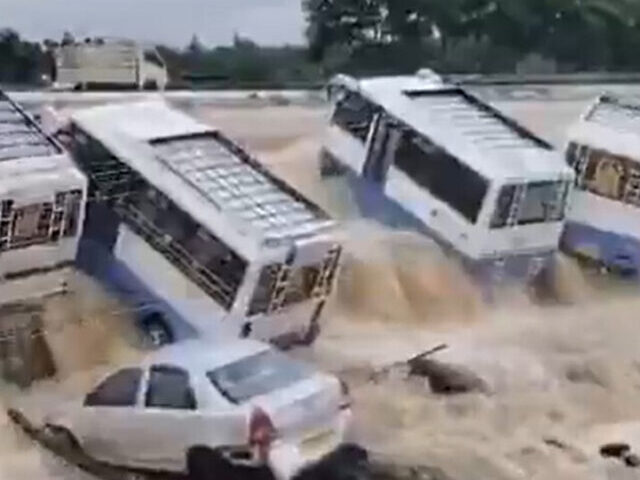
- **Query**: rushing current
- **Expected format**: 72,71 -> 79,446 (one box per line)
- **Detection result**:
2,91 -> 640,480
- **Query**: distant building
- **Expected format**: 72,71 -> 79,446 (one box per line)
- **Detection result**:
54,38 -> 168,91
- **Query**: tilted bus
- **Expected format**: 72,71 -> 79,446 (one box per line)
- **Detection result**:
0,91 -> 87,304
321,71 -> 574,287
563,94 -> 640,275
65,101 -> 341,348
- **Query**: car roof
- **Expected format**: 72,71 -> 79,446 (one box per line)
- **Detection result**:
143,338 -> 272,372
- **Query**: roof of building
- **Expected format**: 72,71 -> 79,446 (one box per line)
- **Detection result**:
71,101 -> 334,256
331,73 -> 572,182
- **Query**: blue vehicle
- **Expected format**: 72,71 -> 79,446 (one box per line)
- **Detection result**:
563,95 -> 640,276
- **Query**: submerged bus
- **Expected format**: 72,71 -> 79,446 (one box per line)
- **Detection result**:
65,101 -> 341,347
321,71 -> 574,287
0,91 -> 87,304
563,94 -> 640,275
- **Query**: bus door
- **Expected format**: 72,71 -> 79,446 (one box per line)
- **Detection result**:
360,114 -> 403,219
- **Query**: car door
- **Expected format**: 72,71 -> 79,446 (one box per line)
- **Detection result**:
129,364 -> 208,472
75,367 -> 145,467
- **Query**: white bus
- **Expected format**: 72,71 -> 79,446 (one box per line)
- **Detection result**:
563,94 -> 640,275
321,71 -> 574,287
0,91 -> 87,304
65,101 -> 341,348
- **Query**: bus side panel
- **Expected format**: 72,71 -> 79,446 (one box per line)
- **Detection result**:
563,191 -> 640,272
343,167 -> 430,234
323,125 -> 368,174
112,225 -> 239,340
384,168 -> 479,255
76,205 -> 197,340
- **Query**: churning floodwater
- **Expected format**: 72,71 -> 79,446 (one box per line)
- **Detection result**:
1,94 -> 639,480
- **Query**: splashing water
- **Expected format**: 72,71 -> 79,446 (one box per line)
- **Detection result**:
0,101 -> 636,480
258,122 -> 640,480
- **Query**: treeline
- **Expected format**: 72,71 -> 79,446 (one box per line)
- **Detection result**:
304,0 -> 640,75
0,29 -> 51,85
157,35 -> 323,88
4,0 -> 640,87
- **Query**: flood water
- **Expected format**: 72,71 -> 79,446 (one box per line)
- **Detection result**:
2,89 -> 640,480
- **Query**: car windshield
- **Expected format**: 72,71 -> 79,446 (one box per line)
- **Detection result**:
207,350 -> 312,404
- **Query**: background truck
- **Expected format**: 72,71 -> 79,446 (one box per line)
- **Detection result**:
53,38 -> 168,91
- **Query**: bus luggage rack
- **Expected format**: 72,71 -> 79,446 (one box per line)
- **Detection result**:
0,92 -> 59,161
586,95 -> 640,134
150,133 -> 334,243
405,90 -> 548,151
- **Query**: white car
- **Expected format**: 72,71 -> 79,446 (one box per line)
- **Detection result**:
40,339 -> 355,480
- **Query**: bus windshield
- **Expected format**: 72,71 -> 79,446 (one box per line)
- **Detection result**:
491,181 -> 568,228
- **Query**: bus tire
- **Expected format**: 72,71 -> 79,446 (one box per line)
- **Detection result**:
319,150 -> 345,178
140,313 -> 174,348
299,321 -> 321,346
143,80 -> 159,91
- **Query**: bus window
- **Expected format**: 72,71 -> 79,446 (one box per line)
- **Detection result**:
566,142 -> 579,168
12,204 -> 50,247
491,181 -> 566,228
247,263 -> 321,316
63,190 -> 83,237
394,130 -> 488,223
491,186 -> 516,229
127,185 -> 247,310
518,181 -> 565,225
331,92 -> 376,143
582,149 -> 626,200
247,264 -> 280,316
284,265 -> 321,306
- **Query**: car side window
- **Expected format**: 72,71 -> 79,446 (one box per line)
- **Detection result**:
145,365 -> 197,410
84,368 -> 143,407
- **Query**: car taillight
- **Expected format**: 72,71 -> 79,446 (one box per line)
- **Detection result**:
249,407 -> 276,461
339,379 -> 352,410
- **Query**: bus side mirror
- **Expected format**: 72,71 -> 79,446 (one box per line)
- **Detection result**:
327,85 -> 346,104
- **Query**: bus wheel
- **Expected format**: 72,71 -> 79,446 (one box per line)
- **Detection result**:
319,149 -> 345,178
299,321 -> 321,346
140,313 -> 174,348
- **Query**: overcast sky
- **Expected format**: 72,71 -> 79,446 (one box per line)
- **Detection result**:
0,0 -> 306,47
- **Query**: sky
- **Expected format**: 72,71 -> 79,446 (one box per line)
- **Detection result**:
0,0 -> 306,47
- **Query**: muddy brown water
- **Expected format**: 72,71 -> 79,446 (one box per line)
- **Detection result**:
2,95 -> 640,480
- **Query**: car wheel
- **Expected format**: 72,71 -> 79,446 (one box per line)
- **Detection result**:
187,448 -> 233,480
42,424 -> 80,454
140,313 -> 174,349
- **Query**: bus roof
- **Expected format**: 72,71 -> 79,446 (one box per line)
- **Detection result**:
0,91 -> 62,162
567,94 -> 640,160
70,101 -> 335,255
0,91 -> 84,191
331,74 -> 572,182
